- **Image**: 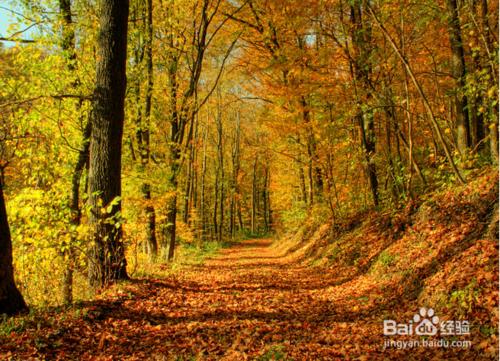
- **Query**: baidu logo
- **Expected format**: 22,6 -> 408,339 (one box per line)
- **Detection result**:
413,307 -> 439,336
383,307 -> 469,336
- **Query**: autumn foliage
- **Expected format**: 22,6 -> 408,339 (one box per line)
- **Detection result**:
0,0 -> 498,359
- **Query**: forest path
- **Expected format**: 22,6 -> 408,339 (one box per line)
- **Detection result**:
3,239 -> 394,360
110,238 -> 374,360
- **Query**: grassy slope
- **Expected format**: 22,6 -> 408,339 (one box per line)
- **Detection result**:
274,167 -> 499,357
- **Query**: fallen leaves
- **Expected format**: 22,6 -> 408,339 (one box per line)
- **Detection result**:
0,169 -> 498,361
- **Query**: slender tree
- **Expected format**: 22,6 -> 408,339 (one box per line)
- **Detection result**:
350,0 -> 379,206
59,0 -> 91,305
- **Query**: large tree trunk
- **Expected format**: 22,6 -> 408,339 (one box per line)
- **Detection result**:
0,180 -> 27,315
446,0 -> 471,156
88,0 -> 130,287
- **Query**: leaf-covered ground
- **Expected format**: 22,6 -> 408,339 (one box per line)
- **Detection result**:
1,232 -> 497,360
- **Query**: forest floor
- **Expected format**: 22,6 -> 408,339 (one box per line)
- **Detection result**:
1,235 -> 494,360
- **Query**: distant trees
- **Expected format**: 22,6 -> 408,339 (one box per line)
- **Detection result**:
226,0 -> 497,214
155,0 -> 241,260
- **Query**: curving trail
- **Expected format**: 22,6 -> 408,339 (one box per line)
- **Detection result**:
1,239 -> 478,360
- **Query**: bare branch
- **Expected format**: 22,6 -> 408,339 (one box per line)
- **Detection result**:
195,32 -> 241,115
0,37 -> 35,43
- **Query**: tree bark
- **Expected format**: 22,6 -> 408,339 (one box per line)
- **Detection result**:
446,0 -> 471,156
88,0 -> 130,287
65,121 -> 90,302
166,162 -> 178,261
0,180 -> 27,315
251,157 -> 257,234
301,97 -> 323,204
350,0 -> 379,206
216,95 -> 224,242
230,112 -> 241,239
298,158 -> 307,204
199,124 -> 208,242
141,0 -> 158,260
0,181 -> 28,315
59,0 -> 86,304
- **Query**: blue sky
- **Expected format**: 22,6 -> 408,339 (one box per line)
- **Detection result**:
0,3 -> 35,45
0,3 -> 18,36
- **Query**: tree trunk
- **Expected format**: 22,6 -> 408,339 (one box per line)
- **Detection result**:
350,0 -> 379,207
230,112 -> 241,239
263,164 -> 272,232
490,122 -> 499,161
213,157 -> 219,241
0,180 -> 27,315
166,183 -> 178,262
59,0 -> 86,304
166,141 -> 180,261
251,157 -> 257,234
216,97 -> 224,242
88,0 -> 130,287
64,121 -> 90,303
199,124 -> 208,242
301,97 -> 323,203
143,0 -> 158,260
298,162 -> 307,204
182,114 -> 197,225
183,143 -> 194,225
357,110 -> 379,206
446,0 -> 471,156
